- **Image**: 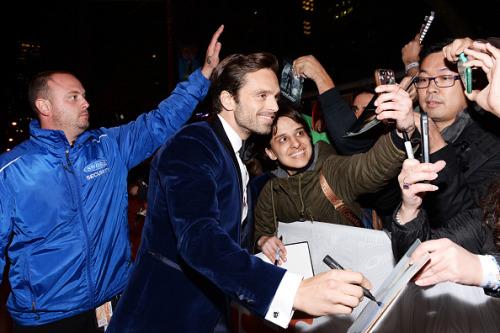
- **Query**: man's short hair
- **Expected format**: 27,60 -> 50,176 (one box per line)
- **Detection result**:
210,53 -> 279,113
28,70 -> 74,115
418,38 -> 456,66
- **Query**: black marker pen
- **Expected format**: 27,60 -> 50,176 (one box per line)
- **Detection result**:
323,255 -> 381,306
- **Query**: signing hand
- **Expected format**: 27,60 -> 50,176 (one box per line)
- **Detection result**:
293,269 -> 372,316
201,25 -> 224,79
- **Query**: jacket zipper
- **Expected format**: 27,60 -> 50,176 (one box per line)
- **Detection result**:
64,149 -> 96,308
62,150 -> 74,173
25,258 -> 40,320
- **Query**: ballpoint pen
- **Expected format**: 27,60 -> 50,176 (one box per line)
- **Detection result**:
274,236 -> 283,265
323,255 -> 381,306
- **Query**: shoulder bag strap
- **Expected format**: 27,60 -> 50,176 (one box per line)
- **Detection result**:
318,169 -> 364,228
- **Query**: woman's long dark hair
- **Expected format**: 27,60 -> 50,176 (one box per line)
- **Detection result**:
482,177 -> 500,250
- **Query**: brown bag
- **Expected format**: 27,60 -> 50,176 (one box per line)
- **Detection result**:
318,169 -> 364,228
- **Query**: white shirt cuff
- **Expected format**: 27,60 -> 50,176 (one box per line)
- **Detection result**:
264,271 -> 303,328
478,254 -> 500,289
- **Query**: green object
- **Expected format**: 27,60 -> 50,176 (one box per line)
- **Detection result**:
302,114 -> 330,144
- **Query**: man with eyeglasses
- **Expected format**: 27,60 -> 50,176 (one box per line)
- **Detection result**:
390,38 -> 500,265
395,39 -> 500,230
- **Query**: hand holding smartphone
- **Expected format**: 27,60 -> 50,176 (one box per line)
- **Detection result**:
343,69 -> 396,137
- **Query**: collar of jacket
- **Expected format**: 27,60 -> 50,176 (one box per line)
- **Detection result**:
29,119 -> 92,151
440,107 -> 473,143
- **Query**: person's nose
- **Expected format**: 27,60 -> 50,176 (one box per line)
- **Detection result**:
82,98 -> 90,110
267,97 -> 279,112
289,136 -> 300,148
426,78 -> 439,94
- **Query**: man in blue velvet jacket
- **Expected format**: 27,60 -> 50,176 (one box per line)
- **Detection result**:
108,52 -> 372,333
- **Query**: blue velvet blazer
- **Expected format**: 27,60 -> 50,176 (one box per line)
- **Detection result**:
108,117 -> 286,332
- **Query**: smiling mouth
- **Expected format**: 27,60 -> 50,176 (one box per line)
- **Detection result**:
290,149 -> 305,158
258,114 -> 275,122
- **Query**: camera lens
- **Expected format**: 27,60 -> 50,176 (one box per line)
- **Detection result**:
380,70 -> 386,75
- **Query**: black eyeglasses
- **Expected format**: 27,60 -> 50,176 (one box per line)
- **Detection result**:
414,75 -> 460,89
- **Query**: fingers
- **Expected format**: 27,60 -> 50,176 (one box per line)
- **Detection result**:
294,270 -> 369,316
409,240 -> 441,265
399,160 -> 446,183
374,84 -> 414,131
442,37 -> 474,62
293,55 -> 320,79
260,236 -> 286,265
398,160 -> 445,203
201,25 -> 224,79
208,25 -> 224,53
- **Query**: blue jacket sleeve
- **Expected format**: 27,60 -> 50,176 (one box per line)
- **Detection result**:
0,175 -> 14,283
104,68 -> 210,169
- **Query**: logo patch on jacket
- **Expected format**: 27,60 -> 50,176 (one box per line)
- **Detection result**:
84,160 -> 108,173
84,160 -> 110,180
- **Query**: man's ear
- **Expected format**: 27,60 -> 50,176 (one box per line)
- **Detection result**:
220,91 -> 235,112
265,147 -> 278,161
35,99 -> 50,116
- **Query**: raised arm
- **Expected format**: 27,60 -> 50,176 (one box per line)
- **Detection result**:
402,33 -> 422,77
201,25 -> 224,79
293,55 -> 334,94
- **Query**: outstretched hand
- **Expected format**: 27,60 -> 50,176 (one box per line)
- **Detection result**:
201,25 -> 224,79
409,239 -> 483,287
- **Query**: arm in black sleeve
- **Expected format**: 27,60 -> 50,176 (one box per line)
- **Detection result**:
392,204 -> 494,261
319,88 -> 379,156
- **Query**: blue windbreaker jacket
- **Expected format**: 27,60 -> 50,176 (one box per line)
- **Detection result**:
0,69 -> 209,325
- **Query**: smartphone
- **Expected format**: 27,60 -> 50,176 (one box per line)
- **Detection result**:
457,53 -> 472,94
420,112 -> 430,164
344,69 -> 396,137
374,69 -> 396,87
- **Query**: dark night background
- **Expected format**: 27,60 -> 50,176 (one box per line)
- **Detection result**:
0,0 -> 498,152
0,0 -> 498,329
